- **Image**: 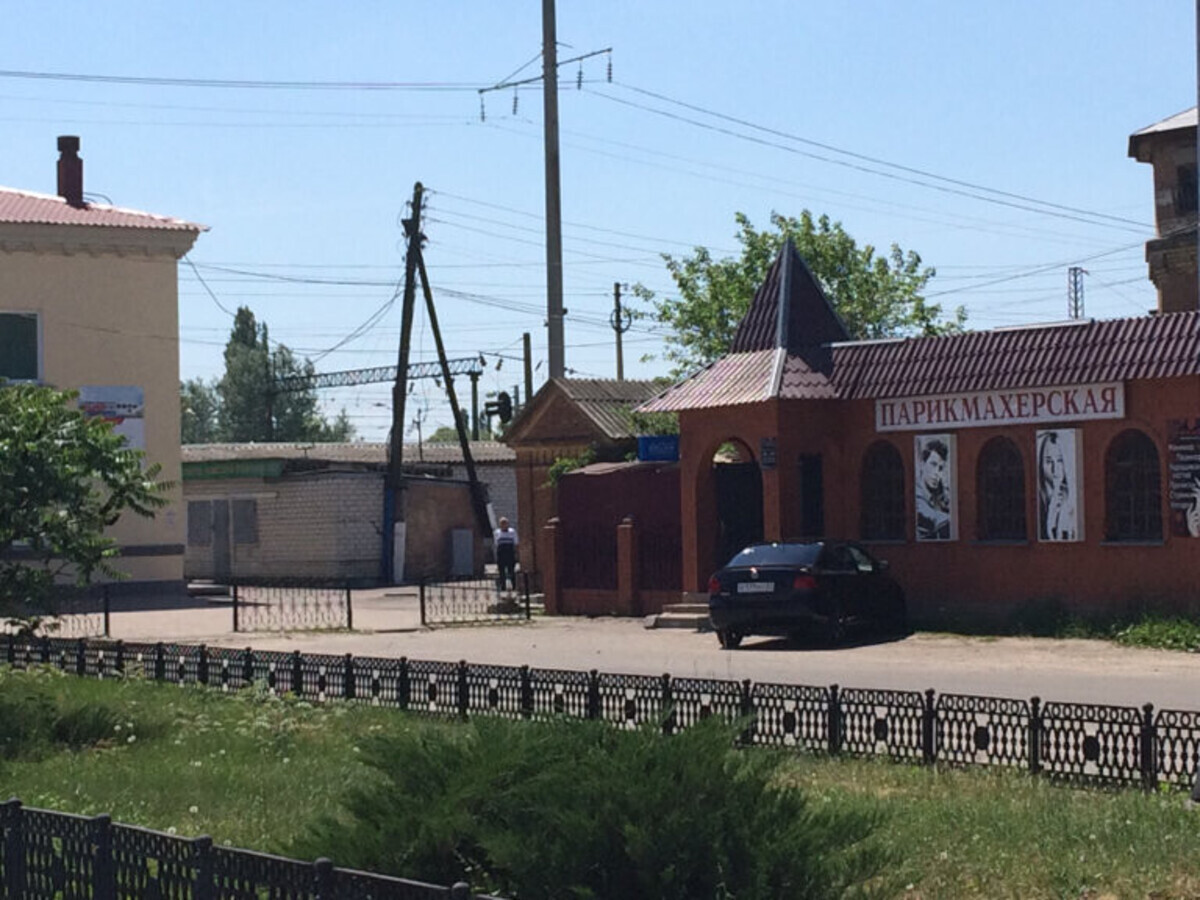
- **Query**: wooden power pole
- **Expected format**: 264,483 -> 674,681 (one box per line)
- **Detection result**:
543,0 -> 565,378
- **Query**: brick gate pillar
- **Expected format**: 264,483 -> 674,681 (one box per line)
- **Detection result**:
616,515 -> 639,616
541,517 -> 563,614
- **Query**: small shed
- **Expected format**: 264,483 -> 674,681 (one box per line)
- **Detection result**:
502,378 -> 665,586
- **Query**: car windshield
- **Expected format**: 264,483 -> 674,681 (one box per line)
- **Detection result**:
728,543 -> 821,567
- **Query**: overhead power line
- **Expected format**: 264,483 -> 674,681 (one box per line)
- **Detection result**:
589,82 -> 1152,233
0,69 -> 480,91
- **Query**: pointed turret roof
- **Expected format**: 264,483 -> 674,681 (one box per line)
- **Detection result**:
730,239 -> 849,357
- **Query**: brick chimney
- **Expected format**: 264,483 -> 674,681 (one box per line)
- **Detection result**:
56,135 -> 84,208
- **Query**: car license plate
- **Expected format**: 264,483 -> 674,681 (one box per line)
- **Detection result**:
737,581 -> 774,594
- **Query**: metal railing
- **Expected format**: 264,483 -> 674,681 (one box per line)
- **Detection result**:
0,799 -> 499,900
419,574 -> 531,626
3,635 -> 1198,792
230,582 -> 353,633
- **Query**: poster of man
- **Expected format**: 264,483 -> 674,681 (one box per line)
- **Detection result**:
915,434 -> 955,541
1036,428 -> 1081,541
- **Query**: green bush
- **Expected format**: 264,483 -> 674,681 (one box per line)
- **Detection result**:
296,716 -> 893,900
1113,616 -> 1200,652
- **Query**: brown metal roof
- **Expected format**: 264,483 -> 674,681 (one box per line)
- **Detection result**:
0,186 -> 204,232
641,311 -> 1200,412
731,239 -> 849,355
182,441 -> 514,465
638,350 -> 779,412
554,378 -> 665,439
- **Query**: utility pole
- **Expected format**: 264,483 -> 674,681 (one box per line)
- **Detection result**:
523,331 -> 534,404
469,370 -> 481,440
611,282 -> 632,381
1068,266 -> 1086,320
389,182 -> 424,489
543,0 -> 565,378
414,242 -> 494,545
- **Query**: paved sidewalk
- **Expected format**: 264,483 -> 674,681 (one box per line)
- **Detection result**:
77,593 -> 1200,711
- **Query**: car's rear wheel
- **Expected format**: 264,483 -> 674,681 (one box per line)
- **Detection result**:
717,628 -> 743,649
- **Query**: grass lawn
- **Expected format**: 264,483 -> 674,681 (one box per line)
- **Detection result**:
3,666 -> 1200,898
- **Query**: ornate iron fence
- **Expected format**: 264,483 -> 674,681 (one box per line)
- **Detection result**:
419,574 -> 531,626
230,582 -> 352,633
0,799 -> 500,900
1,584 -> 111,640
3,635 -> 1200,793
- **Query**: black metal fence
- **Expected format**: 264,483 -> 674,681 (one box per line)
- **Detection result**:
0,798 -> 499,900
230,583 -> 353,633
1,585 -> 111,640
419,574 -> 531,626
5,635 -> 1200,793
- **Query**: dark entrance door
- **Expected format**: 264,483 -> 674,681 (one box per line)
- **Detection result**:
211,499 -> 232,582
714,462 -> 763,569
798,454 -> 825,538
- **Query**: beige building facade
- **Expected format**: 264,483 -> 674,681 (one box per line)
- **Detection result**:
0,137 -> 203,589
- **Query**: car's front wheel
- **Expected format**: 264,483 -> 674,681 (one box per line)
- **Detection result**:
717,628 -> 743,649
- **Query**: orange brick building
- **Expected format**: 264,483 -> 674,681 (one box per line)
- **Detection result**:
640,242 -> 1200,626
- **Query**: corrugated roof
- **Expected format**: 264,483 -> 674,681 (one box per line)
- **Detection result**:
0,186 -> 204,232
1130,108 -> 1196,139
182,441 -> 514,465
639,350 -> 779,412
641,312 -> 1200,412
554,378 -> 664,439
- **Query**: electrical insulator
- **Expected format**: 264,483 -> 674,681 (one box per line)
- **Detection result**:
577,65 -> 583,89
606,54 -> 612,82
479,95 -> 486,122
512,88 -> 518,115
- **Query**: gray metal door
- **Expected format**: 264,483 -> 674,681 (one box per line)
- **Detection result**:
211,499 -> 232,582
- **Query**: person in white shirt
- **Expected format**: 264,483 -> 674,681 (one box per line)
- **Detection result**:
493,516 -> 518,592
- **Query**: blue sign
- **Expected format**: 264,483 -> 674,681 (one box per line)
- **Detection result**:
638,435 -> 680,462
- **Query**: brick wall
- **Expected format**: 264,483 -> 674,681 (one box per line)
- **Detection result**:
184,472 -> 384,583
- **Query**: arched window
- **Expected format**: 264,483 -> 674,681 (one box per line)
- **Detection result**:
976,437 -> 1026,540
860,441 -> 905,540
1105,429 -> 1162,542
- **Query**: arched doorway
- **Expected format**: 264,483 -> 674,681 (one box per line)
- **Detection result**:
711,439 -> 764,569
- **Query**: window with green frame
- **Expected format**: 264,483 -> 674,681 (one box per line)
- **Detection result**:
0,313 -> 39,381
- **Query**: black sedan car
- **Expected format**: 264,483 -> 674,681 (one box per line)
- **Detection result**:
707,540 -> 906,649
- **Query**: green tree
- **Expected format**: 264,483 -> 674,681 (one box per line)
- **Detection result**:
181,306 -> 355,443
636,210 -> 965,374
180,377 -> 219,444
0,384 -> 169,618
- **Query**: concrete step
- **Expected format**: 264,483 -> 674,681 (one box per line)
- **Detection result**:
660,602 -> 710,615
644,611 -> 712,631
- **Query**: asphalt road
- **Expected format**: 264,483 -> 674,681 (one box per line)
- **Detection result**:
115,589 -> 1200,713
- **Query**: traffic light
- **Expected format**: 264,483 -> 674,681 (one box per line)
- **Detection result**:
484,391 -> 514,425
496,391 -> 513,423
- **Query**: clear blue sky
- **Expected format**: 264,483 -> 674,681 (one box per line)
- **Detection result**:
4,1 -> 1194,439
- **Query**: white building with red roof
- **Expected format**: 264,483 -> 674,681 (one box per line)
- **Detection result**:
1,136 -> 205,594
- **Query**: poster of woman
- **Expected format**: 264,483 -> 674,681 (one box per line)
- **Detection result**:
915,434 -> 955,541
1037,428 -> 1081,541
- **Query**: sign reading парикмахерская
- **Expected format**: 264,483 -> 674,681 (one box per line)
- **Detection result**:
875,382 -> 1124,432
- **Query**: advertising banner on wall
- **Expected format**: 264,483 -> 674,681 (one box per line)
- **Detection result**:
915,433 -> 956,541
1035,428 -> 1082,541
79,385 -> 145,450
1167,419 -> 1200,538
